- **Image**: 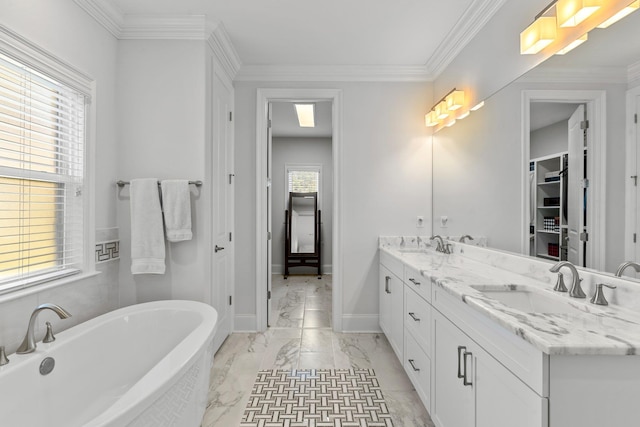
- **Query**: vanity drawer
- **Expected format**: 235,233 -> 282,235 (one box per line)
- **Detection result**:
404,264 -> 430,302
404,329 -> 432,412
380,249 -> 404,279
404,285 -> 431,356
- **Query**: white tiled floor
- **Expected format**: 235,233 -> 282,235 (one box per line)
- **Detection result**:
201,275 -> 434,427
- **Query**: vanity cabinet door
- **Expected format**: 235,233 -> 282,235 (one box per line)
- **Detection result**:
379,265 -> 403,360
432,310 -> 474,427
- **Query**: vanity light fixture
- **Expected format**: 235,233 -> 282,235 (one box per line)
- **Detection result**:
425,88 -> 475,130
555,32 -> 588,54
597,0 -> 639,27
425,110 -> 439,127
294,103 -> 315,127
435,101 -> 449,120
556,0 -> 603,27
520,15 -> 558,54
457,111 -> 471,120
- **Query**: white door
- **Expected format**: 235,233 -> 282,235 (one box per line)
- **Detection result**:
567,105 -> 586,266
211,70 -> 234,352
634,93 -> 640,264
267,103 -> 273,326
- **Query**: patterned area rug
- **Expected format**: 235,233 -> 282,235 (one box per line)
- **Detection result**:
241,369 -> 394,427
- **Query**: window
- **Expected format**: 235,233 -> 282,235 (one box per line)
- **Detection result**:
286,164 -> 322,208
0,50 -> 87,292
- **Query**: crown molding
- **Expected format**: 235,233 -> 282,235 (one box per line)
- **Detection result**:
73,0 -> 124,38
519,66 -> 628,84
235,64 -> 433,82
425,0 -> 508,79
207,23 -> 242,81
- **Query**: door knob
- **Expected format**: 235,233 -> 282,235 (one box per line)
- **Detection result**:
215,245 -> 225,253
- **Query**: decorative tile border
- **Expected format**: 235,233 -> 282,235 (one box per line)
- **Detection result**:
96,240 -> 120,263
241,369 -> 393,427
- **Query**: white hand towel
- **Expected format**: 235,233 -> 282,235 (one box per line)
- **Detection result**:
160,180 -> 193,242
130,178 -> 166,274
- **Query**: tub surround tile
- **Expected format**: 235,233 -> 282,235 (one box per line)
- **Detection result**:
381,237 -> 640,356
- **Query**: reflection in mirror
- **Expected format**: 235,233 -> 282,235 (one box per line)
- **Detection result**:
432,8 -> 640,274
284,192 -> 321,278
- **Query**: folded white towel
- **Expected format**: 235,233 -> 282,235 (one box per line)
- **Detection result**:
160,180 -> 193,242
130,178 -> 165,274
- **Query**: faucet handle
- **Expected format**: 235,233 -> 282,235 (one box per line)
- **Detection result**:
43,321 -> 56,343
0,346 -> 8,366
590,283 -> 617,306
553,272 -> 568,292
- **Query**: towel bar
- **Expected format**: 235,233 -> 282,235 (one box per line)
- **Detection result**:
117,180 -> 202,188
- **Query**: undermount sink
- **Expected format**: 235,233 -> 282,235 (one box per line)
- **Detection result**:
470,285 -> 585,315
397,248 -> 428,253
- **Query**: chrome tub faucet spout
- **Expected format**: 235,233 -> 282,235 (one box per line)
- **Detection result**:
549,261 -> 585,298
17,303 -> 71,354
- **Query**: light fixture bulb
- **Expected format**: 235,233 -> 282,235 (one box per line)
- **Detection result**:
556,0 -> 603,28
294,103 -> 315,127
520,16 -> 557,54
446,90 -> 465,111
425,111 -> 438,127
436,101 -> 449,120
555,33 -> 588,54
457,111 -> 471,120
597,0 -> 639,28
446,119 -> 457,128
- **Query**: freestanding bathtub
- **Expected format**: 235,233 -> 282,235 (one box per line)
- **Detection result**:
0,300 -> 218,427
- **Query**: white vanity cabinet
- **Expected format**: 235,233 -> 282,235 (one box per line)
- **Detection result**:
432,309 -> 547,427
379,252 -> 404,360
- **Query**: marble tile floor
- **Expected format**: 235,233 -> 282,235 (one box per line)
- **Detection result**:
202,275 -> 434,427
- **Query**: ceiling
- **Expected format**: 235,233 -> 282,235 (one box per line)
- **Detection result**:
96,0 -> 500,73
530,103 -> 582,132
271,101 -> 332,138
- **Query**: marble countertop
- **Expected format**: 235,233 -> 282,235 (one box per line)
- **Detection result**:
380,239 -> 640,356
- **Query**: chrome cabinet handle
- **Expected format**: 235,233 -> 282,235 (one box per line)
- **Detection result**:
385,276 -> 391,294
408,312 -> 420,322
408,278 -> 421,286
408,359 -> 420,372
463,350 -> 473,386
457,346 -> 466,379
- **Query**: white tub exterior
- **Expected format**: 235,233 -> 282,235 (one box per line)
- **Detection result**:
0,300 -> 218,427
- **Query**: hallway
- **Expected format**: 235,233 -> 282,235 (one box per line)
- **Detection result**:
202,275 -> 434,426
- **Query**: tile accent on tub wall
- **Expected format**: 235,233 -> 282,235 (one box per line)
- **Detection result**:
96,227 -> 120,263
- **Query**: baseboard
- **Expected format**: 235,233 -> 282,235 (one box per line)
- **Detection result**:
271,264 -> 333,275
340,314 -> 381,333
233,314 -> 257,332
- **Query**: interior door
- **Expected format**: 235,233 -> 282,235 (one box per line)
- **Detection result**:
211,69 -> 233,352
267,103 -> 273,326
567,105 -> 586,266
634,93 -> 640,264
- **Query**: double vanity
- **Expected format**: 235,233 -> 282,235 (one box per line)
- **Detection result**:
379,236 -> 640,427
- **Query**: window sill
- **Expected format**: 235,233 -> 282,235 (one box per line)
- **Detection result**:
0,270 -> 101,304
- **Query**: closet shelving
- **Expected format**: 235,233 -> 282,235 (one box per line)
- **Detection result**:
530,152 -> 568,262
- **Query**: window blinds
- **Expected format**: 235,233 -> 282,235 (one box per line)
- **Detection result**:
0,52 -> 86,290
288,170 -> 319,193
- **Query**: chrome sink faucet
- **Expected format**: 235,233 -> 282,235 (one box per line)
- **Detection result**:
430,235 -> 451,254
549,261 -> 586,298
459,235 -> 474,243
16,303 -> 71,354
615,261 -> 640,277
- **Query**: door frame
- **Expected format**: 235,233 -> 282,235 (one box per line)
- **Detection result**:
521,90 -> 606,270
625,85 -> 640,261
255,88 -> 343,332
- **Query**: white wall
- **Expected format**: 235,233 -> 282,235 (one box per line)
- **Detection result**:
272,137 -> 333,274
234,81 -> 432,331
531,120 -> 568,160
432,79 -> 627,273
116,39 -> 213,306
0,0 -> 120,353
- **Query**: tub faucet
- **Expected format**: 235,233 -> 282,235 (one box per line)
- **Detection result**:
549,261 -> 585,298
17,303 -> 71,354
615,261 -> 640,277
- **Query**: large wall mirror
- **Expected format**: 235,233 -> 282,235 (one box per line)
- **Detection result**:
432,8 -> 640,275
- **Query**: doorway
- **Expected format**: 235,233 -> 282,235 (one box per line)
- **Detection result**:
521,90 -> 606,271
625,85 -> 640,264
255,88 -> 343,332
